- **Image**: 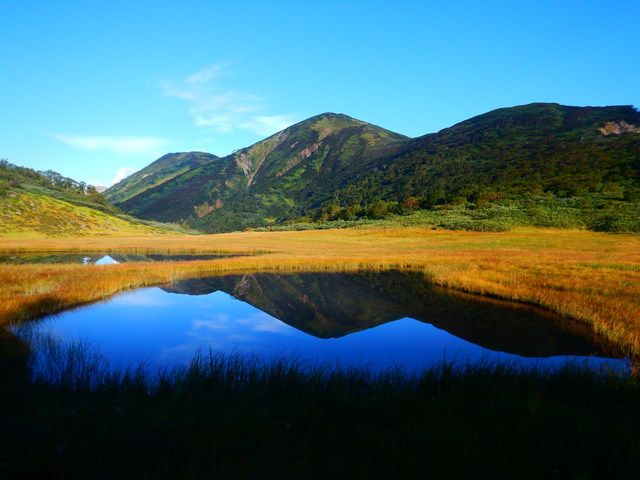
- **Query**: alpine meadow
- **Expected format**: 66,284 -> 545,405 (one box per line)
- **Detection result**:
2,98 -> 640,477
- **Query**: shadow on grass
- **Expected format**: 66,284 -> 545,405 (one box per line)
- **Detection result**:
1,342 -> 639,479
0,329 -> 30,401
8,295 -> 66,324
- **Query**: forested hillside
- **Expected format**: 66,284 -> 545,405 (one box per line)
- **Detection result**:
104,103 -> 640,233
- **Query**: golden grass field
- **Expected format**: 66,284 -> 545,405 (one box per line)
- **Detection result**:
1,227 -> 640,358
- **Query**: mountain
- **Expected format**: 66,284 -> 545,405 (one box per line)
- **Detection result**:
105,104 -> 640,233
105,113 -> 407,230
162,271 -> 613,358
0,160 -> 193,237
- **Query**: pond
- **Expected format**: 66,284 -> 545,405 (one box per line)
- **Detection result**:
12,270 -> 627,376
0,253 -> 240,264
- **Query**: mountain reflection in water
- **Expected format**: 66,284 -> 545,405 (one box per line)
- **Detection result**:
163,271 -> 613,359
11,271 -> 624,376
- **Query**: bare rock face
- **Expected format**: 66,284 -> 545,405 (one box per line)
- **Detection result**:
598,120 -> 640,135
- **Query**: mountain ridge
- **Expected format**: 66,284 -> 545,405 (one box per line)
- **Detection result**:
104,103 -> 640,233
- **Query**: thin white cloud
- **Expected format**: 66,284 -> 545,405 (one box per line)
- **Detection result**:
190,314 -> 232,332
51,134 -> 171,157
161,63 -> 299,137
236,312 -> 293,334
111,167 -> 137,185
185,63 -> 227,85
238,115 -> 300,136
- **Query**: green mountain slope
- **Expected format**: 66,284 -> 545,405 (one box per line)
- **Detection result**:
105,104 -> 640,233
330,103 -> 640,208
0,160 -> 192,237
104,151 -> 218,205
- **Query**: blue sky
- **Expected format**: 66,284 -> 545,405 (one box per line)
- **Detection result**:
1,1 -> 638,187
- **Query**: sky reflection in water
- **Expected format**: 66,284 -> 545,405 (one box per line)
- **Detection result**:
18,272 -> 628,373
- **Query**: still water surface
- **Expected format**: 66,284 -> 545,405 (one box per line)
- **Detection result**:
0,253 -> 237,264
15,271 -> 627,373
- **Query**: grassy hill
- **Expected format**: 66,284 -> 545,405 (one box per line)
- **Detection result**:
104,104 -> 640,233
0,160 -> 194,237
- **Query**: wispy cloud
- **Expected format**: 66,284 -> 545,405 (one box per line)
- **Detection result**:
184,63 -> 227,85
161,63 -> 299,137
238,115 -> 300,137
111,167 -> 137,185
51,134 -> 171,157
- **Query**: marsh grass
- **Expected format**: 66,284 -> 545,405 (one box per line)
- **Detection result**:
2,218 -> 640,475
2,228 -> 639,360
2,228 -> 640,476
2,339 -> 640,479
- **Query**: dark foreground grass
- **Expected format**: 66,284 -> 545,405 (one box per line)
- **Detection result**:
2,342 -> 640,479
